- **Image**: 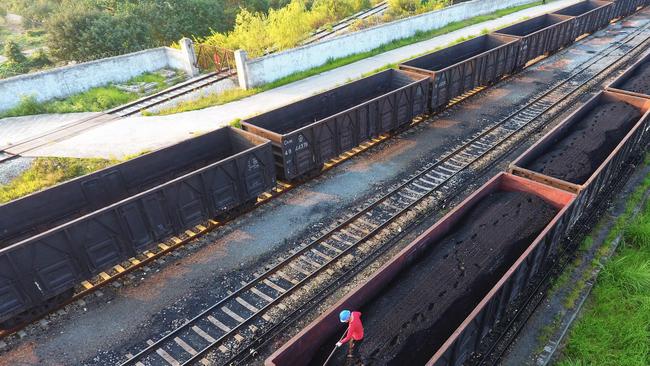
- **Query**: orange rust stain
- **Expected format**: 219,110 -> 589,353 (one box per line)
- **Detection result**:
122,263 -> 192,301
0,342 -> 41,366
284,191 -> 339,207
347,138 -> 418,172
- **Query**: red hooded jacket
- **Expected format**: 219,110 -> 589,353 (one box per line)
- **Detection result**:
340,311 -> 364,344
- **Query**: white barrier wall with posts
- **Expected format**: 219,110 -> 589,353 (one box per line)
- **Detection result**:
235,0 -> 537,89
0,39 -> 199,113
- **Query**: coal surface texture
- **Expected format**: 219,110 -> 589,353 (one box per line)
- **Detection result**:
621,61 -> 650,95
526,102 -> 641,184
310,191 -> 558,366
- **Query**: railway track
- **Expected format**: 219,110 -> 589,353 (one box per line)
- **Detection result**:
0,70 -> 234,163
302,1 -> 388,45
119,21 -> 650,366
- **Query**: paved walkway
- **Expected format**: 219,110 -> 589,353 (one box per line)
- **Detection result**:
11,0 -> 581,159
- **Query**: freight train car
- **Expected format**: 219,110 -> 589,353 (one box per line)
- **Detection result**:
398,34 -> 520,111
509,91 -> 650,224
494,14 -> 575,70
606,50 -> 650,99
0,127 -> 273,248
242,69 -> 429,181
0,127 -> 276,328
265,173 -> 575,366
552,0 -> 613,41
610,0 -> 644,19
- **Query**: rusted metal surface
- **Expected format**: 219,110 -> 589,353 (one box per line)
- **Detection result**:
265,173 -> 576,366
194,44 -> 236,73
509,91 -> 650,224
0,127 -> 276,326
242,69 -> 429,181
494,14 -> 576,69
553,0 -> 614,40
398,34 -> 520,111
606,50 -> 650,99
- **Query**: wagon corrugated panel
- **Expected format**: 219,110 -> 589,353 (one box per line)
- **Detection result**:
0,126 -> 267,248
0,127 -> 275,325
610,0 -> 639,18
241,69 -> 429,181
606,50 -> 650,100
509,91 -> 650,226
398,34 -> 520,111
264,173 -> 576,366
494,14 -> 575,69
553,0 -> 614,40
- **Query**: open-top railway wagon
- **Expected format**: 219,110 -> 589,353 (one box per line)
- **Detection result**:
242,69 -> 429,181
398,34 -> 520,111
509,90 -> 650,223
552,0 -> 613,41
0,127 -> 274,247
494,14 -> 575,70
0,127 -> 276,328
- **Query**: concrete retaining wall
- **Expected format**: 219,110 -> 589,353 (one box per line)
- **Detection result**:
236,0 -> 537,89
0,43 -> 197,113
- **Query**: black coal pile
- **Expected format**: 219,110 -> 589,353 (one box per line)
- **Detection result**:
310,191 -> 558,366
526,101 -> 641,184
621,61 -> 650,95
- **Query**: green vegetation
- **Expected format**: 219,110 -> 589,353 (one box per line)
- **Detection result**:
0,157 -> 117,203
0,71 -> 173,117
151,1 -> 541,115
2,0 -> 283,65
205,0 -> 379,57
143,88 -> 257,116
557,169 -> 650,366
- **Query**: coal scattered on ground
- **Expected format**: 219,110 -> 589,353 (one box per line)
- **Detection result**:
526,101 -> 641,184
620,61 -> 650,95
309,191 -> 558,366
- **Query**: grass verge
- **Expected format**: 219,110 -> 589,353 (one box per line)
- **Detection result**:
557,163 -> 650,366
0,71 -> 178,118
148,1 -> 543,116
0,157 -> 118,204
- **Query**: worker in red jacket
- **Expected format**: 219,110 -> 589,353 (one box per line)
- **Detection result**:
336,310 -> 364,356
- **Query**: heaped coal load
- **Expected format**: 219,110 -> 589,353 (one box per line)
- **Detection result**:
524,100 -> 640,185
242,69 -> 428,181
312,191 -> 558,366
620,61 -> 650,96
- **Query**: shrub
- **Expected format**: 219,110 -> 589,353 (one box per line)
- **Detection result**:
4,40 -> 27,64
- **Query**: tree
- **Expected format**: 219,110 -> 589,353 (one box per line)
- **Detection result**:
4,40 -> 27,64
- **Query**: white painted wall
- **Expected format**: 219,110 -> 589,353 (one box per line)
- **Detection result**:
237,0 -> 537,88
0,45 -> 197,113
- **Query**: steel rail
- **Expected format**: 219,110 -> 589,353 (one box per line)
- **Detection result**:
302,1 -> 388,45
121,21 -> 650,366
